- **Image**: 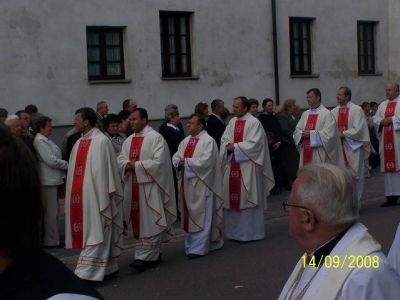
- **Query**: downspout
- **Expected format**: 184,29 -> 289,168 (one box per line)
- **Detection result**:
271,0 -> 280,104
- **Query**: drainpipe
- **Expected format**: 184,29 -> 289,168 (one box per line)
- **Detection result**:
271,0 -> 280,104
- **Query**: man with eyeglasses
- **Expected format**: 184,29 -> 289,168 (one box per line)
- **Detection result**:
279,163 -> 400,300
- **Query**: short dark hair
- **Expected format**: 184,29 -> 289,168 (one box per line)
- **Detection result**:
194,102 -> 208,114
249,98 -> 259,107
103,113 -> 121,130
234,96 -> 250,109
75,107 -> 97,127
306,88 -> 322,101
339,86 -> 352,101
211,99 -> 224,111
25,104 -> 38,114
35,116 -> 52,133
133,108 -> 149,123
122,99 -> 131,110
118,109 -> 131,121
15,110 -> 27,118
370,101 -> 378,108
0,125 -> 42,257
0,108 -> 8,118
262,98 -> 274,108
189,113 -> 206,130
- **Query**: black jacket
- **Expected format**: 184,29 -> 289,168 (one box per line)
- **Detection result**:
206,114 -> 226,149
159,123 -> 185,157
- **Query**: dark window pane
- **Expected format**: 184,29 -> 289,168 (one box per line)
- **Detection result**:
88,47 -> 100,61
290,17 -> 312,75
107,63 -> 121,76
87,33 -> 99,45
88,63 -> 101,76
106,32 -> 120,45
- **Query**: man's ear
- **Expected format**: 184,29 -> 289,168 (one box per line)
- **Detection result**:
301,209 -> 318,232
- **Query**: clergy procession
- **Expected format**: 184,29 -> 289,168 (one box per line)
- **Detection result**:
1,82 -> 400,299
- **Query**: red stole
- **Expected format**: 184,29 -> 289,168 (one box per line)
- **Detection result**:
229,119 -> 246,210
337,107 -> 350,166
383,102 -> 397,172
181,137 -> 200,232
70,139 -> 92,249
303,114 -> 319,164
129,136 -> 145,239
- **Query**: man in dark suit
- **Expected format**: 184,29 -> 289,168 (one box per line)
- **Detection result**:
159,106 -> 185,219
258,98 -> 283,194
207,99 -> 226,149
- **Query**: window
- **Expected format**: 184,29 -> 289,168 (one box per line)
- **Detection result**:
289,18 -> 313,76
357,21 -> 377,75
86,27 -> 125,80
160,11 -> 192,78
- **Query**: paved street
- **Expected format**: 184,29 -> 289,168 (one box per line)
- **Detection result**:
49,169 -> 400,300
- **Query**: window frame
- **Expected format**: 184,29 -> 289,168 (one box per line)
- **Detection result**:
86,26 -> 125,81
357,21 -> 377,75
289,17 -> 313,76
159,11 -> 193,78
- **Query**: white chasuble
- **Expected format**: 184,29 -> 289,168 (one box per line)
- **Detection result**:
118,125 -> 177,239
294,105 -> 345,168
172,130 -> 223,243
220,113 -> 274,210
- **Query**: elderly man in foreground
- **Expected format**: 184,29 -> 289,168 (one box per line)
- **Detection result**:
279,163 -> 400,300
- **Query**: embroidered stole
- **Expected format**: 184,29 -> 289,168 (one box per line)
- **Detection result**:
70,139 -> 92,249
303,114 -> 318,164
129,136 -> 145,239
181,137 -> 200,232
337,107 -> 350,166
229,120 -> 246,210
383,102 -> 397,172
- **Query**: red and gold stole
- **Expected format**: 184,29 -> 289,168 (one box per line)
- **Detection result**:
383,102 -> 397,172
70,139 -> 92,249
181,137 -> 200,232
337,107 -> 350,166
303,114 -> 319,164
229,119 -> 246,210
129,136 -> 145,239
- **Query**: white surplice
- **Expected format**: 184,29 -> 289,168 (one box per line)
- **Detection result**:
172,130 -> 224,255
279,223 -> 400,300
372,96 -> 400,196
65,128 -> 124,281
388,223 -> 400,276
220,113 -> 274,241
294,104 -> 345,168
118,125 -> 177,260
332,102 -> 370,202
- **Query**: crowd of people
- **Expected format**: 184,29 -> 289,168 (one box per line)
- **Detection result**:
1,82 -> 400,299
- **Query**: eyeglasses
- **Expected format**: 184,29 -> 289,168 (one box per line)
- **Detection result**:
282,201 -> 319,223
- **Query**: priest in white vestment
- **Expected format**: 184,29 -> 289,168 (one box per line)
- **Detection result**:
118,108 -> 177,271
65,107 -> 124,282
172,114 -> 223,258
373,81 -> 400,207
279,164 -> 400,300
294,88 -> 344,168
332,87 -> 370,203
388,223 -> 400,276
220,97 -> 275,242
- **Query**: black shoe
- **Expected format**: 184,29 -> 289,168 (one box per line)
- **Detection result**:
187,253 -> 204,260
381,196 -> 398,207
104,270 -> 119,280
129,255 -> 162,271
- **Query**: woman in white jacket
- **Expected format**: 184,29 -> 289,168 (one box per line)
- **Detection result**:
33,116 -> 68,247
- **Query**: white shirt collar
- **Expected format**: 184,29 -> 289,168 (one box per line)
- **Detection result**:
190,130 -> 206,139
82,127 -> 98,139
166,123 -> 180,131
309,104 -> 323,114
211,113 -> 222,121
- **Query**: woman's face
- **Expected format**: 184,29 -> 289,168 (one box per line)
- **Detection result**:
40,121 -> 52,137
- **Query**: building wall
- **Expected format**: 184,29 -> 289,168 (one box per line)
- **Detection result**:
1,0 -> 274,125
276,0 -> 389,107
388,0 -> 400,82
1,0 -> 396,126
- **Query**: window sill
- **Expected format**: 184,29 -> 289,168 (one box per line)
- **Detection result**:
358,73 -> 383,77
290,74 -> 320,78
89,79 -> 132,84
161,76 -> 199,81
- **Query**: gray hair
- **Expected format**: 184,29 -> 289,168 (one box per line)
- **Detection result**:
165,108 -> 179,122
296,163 -> 359,226
5,115 -> 19,126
